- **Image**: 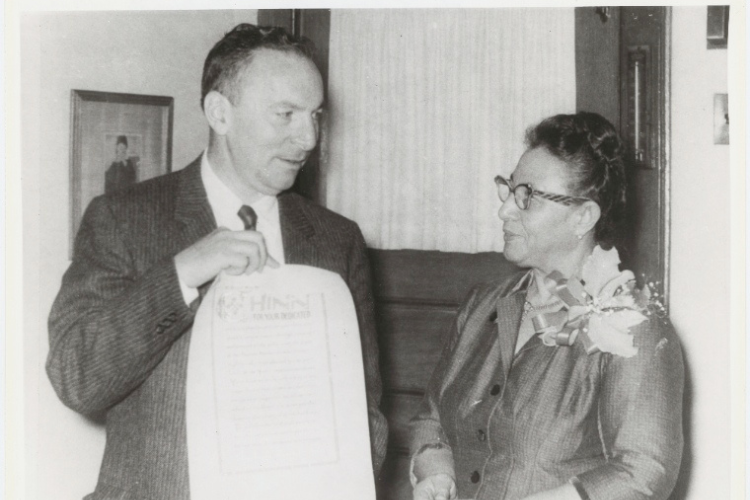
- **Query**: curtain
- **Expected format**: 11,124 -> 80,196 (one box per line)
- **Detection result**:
323,9 -> 576,252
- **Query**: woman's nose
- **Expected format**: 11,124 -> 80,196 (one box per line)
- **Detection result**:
497,196 -> 518,221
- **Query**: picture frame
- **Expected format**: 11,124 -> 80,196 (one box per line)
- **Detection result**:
706,5 -> 729,49
69,90 -> 174,253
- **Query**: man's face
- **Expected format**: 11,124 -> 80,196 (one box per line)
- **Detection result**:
224,49 -> 324,198
115,143 -> 128,162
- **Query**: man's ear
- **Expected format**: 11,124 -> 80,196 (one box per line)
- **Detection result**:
203,91 -> 232,136
574,200 -> 601,238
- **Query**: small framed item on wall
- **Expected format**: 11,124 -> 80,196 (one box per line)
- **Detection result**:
714,93 -> 729,145
707,5 -> 729,49
69,90 -> 173,252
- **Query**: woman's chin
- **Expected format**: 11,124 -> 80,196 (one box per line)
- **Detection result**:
502,243 -> 526,266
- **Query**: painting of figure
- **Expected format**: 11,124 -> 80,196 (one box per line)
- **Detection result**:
105,134 -> 140,194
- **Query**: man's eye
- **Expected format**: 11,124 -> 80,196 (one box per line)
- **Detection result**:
276,111 -> 293,119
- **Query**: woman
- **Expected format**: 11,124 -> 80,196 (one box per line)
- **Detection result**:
409,112 -> 684,500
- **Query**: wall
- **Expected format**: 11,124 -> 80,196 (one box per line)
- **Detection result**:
669,6 -> 734,499
20,10 -> 257,499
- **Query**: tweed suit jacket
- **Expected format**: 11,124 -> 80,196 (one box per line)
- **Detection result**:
47,157 -> 388,500
410,272 -> 684,500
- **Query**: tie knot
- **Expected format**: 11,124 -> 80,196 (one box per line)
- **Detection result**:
238,205 -> 257,231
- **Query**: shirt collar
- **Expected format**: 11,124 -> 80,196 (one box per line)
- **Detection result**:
510,269 -> 534,294
200,151 -> 278,230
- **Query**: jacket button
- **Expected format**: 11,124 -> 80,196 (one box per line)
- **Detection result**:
477,429 -> 486,442
471,471 -> 480,483
490,384 -> 501,395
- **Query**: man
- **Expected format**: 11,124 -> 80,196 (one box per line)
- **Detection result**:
104,135 -> 137,194
47,24 -> 387,499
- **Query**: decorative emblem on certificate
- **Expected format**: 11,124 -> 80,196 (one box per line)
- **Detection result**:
216,290 -> 247,322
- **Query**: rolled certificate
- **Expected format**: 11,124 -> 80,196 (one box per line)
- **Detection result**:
186,265 -> 376,500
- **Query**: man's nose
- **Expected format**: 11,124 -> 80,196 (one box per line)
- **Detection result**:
294,115 -> 318,151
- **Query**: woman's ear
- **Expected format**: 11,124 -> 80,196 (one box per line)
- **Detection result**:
574,200 -> 601,238
203,90 -> 232,136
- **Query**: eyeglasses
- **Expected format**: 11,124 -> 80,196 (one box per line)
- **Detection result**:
494,175 -> 591,210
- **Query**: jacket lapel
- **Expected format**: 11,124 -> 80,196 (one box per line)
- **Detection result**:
173,157 -> 216,249
172,157 -> 217,299
495,277 -> 529,378
278,193 -> 316,265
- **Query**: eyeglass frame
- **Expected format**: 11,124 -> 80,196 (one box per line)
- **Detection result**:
494,175 -> 591,210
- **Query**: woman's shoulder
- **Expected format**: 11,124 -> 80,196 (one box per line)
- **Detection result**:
597,310 -> 683,370
453,270 -> 529,325
629,311 -> 682,354
467,269 -> 531,302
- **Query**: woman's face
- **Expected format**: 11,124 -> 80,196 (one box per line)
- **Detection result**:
498,147 -> 581,273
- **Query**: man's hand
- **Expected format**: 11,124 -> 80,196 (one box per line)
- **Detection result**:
174,227 -> 280,288
413,474 -> 457,500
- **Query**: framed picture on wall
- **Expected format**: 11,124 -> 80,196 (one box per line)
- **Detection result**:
69,90 -> 173,253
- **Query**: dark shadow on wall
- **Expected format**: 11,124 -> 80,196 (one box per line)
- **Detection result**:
669,346 -> 693,499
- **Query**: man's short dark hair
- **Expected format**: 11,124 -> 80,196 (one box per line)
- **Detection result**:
116,135 -> 128,147
201,23 -> 317,109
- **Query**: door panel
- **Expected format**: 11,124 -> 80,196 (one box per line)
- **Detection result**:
575,7 -> 621,127
378,305 -> 456,391
576,7 -> 670,299
619,7 -> 670,299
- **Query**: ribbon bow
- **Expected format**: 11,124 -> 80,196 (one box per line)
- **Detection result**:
531,271 -> 600,354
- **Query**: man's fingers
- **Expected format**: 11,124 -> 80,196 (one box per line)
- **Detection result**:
223,252 -> 254,276
412,489 -> 430,500
229,233 -> 281,273
266,254 -> 281,269
223,265 -> 246,276
244,251 -> 261,275
181,229 -> 277,282
230,230 -> 270,271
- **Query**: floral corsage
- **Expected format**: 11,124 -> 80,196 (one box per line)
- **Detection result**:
532,245 -> 662,358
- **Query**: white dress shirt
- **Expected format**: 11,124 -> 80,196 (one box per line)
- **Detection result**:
178,152 -> 285,304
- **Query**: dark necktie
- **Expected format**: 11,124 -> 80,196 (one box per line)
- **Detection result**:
238,205 -> 258,231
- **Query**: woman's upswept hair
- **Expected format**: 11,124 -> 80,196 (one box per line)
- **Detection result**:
525,112 -> 627,249
201,23 -> 317,109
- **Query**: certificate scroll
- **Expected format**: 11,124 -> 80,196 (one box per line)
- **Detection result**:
186,265 -> 376,500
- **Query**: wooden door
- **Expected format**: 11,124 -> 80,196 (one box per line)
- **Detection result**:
257,9 -> 330,204
576,6 -> 671,300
